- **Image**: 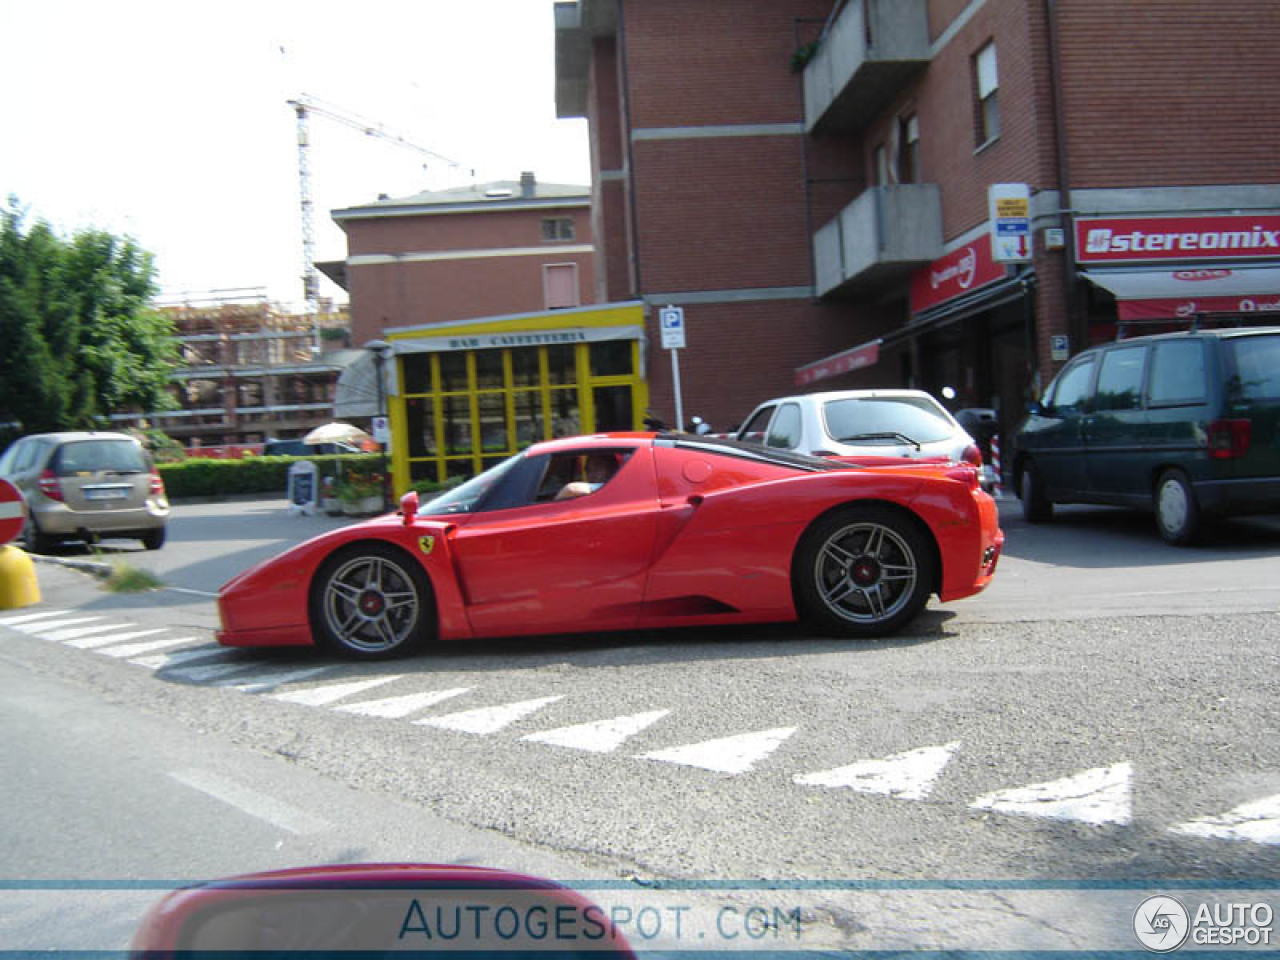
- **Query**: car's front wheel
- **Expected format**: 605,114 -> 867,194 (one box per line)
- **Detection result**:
310,543 -> 434,659
141,527 -> 166,551
1155,469 -> 1200,545
793,506 -> 936,639
1019,459 -> 1053,523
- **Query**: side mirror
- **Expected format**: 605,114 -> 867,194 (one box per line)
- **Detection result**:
1027,400 -> 1046,416
399,490 -> 419,525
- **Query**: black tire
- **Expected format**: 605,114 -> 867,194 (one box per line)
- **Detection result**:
793,505 -> 936,639
1154,469 -> 1200,545
309,542 -> 434,660
1019,459 -> 1053,523
23,516 -> 58,555
141,527 -> 166,551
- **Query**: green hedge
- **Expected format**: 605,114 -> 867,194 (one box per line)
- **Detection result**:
159,454 -> 380,500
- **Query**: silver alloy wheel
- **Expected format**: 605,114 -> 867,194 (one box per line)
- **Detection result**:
812,521 -> 918,624
1157,477 -> 1189,536
321,552 -> 422,654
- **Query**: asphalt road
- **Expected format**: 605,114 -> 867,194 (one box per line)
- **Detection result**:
3,497 -> 1278,951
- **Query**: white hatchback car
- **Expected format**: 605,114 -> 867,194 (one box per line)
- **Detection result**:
734,389 -> 985,473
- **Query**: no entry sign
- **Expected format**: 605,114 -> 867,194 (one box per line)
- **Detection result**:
0,479 -> 27,545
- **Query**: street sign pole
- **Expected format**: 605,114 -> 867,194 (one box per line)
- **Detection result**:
659,305 -> 687,433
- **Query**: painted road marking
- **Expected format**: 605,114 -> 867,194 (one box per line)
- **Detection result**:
226,667 -> 331,694
334,687 -> 471,719
98,636 -> 198,659
168,662 -> 256,683
416,696 -> 564,736
169,769 -> 330,835
970,762 -> 1132,826
639,726 -> 798,775
11,616 -> 102,634
38,622 -> 135,643
795,742 -> 961,800
0,609 -> 69,626
131,647 -> 228,670
273,675 -> 403,707
64,628 -> 169,649
1170,794 -> 1280,845
523,709 -> 671,754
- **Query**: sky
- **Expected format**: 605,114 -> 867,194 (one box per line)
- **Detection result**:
0,0 -> 590,310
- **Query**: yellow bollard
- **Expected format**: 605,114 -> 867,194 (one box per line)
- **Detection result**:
0,544 -> 41,609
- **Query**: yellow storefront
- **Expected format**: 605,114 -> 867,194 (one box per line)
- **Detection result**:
384,301 -> 649,492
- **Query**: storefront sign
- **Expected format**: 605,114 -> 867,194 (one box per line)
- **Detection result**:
795,339 -> 881,387
989,183 -> 1032,263
391,325 -> 644,354
909,240 -> 1008,315
1076,214 -> 1280,263
1117,294 -> 1280,321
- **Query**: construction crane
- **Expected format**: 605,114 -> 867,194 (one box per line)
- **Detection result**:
287,93 -> 473,351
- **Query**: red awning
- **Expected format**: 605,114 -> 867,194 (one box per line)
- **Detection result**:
795,338 -> 881,387
1083,266 -> 1280,321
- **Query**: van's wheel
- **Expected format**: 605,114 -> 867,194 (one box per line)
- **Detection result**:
23,517 -> 57,555
793,506 -> 936,639
1019,460 -> 1053,522
1155,469 -> 1200,545
309,543 -> 434,659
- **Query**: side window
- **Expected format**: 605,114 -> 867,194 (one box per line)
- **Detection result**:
533,450 -> 632,503
0,441 -> 24,475
765,403 -> 803,449
1094,346 -> 1147,412
1049,357 -> 1096,414
1149,340 -> 1207,407
738,406 -> 775,444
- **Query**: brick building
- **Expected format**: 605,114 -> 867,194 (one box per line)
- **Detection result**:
554,0 -> 1280,445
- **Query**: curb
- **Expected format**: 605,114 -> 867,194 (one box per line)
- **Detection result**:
27,552 -> 113,579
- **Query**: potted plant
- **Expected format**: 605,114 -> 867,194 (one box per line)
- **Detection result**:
321,475 -> 343,516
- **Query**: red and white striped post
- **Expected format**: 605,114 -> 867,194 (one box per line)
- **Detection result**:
989,436 -> 1004,499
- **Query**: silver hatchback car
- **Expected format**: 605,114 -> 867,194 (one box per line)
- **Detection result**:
0,431 -> 170,552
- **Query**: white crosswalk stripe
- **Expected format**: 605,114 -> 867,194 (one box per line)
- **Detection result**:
334,687 -> 471,719
225,667 -> 331,694
795,742 -> 961,800
970,762 -> 1133,826
0,609 -> 70,626
523,709 -> 671,754
98,636 -> 199,658
168,662 -> 255,683
638,726 -> 797,775
12,616 -> 103,634
273,674 -> 403,707
131,647 -> 228,670
65,628 -> 167,649
39,623 -> 135,643
416,696 -> 563,735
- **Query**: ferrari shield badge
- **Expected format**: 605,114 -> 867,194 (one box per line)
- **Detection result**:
418,535 -> 435,556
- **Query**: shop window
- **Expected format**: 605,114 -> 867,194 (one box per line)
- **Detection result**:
545,344 -> 577,385
514,391 -> 544,447
898,114 -> 920,184
873,143 -> 888,186
443,395 -> 473,454
544,263 -> 580,310
439,352 -> 469,392
589,340 -> 632,377
550,388 -> 580,437
474,349 -> 505,389
405,397 -> 437,457
511,348 -> 541,387
478,394 -> 510,453
593,385 -> 633,432
974,42 -> 999,146
541,217 -> 575,242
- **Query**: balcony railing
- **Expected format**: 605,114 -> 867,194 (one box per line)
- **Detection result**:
814,184 -> 943,296
804,0 -> 930,134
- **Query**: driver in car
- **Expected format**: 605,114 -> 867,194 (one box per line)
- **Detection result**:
554,454 -> 619,500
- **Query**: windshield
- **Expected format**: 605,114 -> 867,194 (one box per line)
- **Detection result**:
822,396 -> 956,445
416,453 -> 524,515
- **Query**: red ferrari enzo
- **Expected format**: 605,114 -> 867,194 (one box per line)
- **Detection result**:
217,434 -> 1003,659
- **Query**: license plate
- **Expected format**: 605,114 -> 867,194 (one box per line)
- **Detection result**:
85,487 -> 129,501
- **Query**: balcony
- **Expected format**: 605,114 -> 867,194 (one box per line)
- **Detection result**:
814,185 -> 943,297
804,0 -> 930,134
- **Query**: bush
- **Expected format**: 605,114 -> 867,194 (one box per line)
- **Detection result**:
159,453 -> 382,500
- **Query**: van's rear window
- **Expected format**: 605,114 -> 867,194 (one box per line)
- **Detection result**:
1230,335 -> 1280,400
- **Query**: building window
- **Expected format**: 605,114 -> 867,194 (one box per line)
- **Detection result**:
974,42 -> 999,146
544,263 -> 580,310
873,143 -> 888,186
541,217 -> 575,242
898,114 -> 920,183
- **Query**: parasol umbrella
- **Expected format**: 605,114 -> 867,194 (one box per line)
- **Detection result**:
303,422 -> 373,446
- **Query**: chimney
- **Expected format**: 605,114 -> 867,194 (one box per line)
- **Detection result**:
520,171 -> 536,198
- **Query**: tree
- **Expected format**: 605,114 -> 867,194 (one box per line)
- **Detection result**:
0,198 -> 177,445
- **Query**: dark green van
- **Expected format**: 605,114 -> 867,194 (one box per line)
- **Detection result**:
1012,326 -> 1280,544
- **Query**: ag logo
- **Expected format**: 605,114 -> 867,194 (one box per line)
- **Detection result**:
1134,896 -> 1190,952
417,535 -> 435,556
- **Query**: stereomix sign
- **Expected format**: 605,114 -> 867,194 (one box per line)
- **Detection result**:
1076,214 -> 1280,263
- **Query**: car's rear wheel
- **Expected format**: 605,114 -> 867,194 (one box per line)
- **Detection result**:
793,506 -> 936,639
310,543 -> 433,659
1155,469 -> 1200,545
23,517 -> 57,555
1019,459 -> 1053,522
141,527 -> 166,551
